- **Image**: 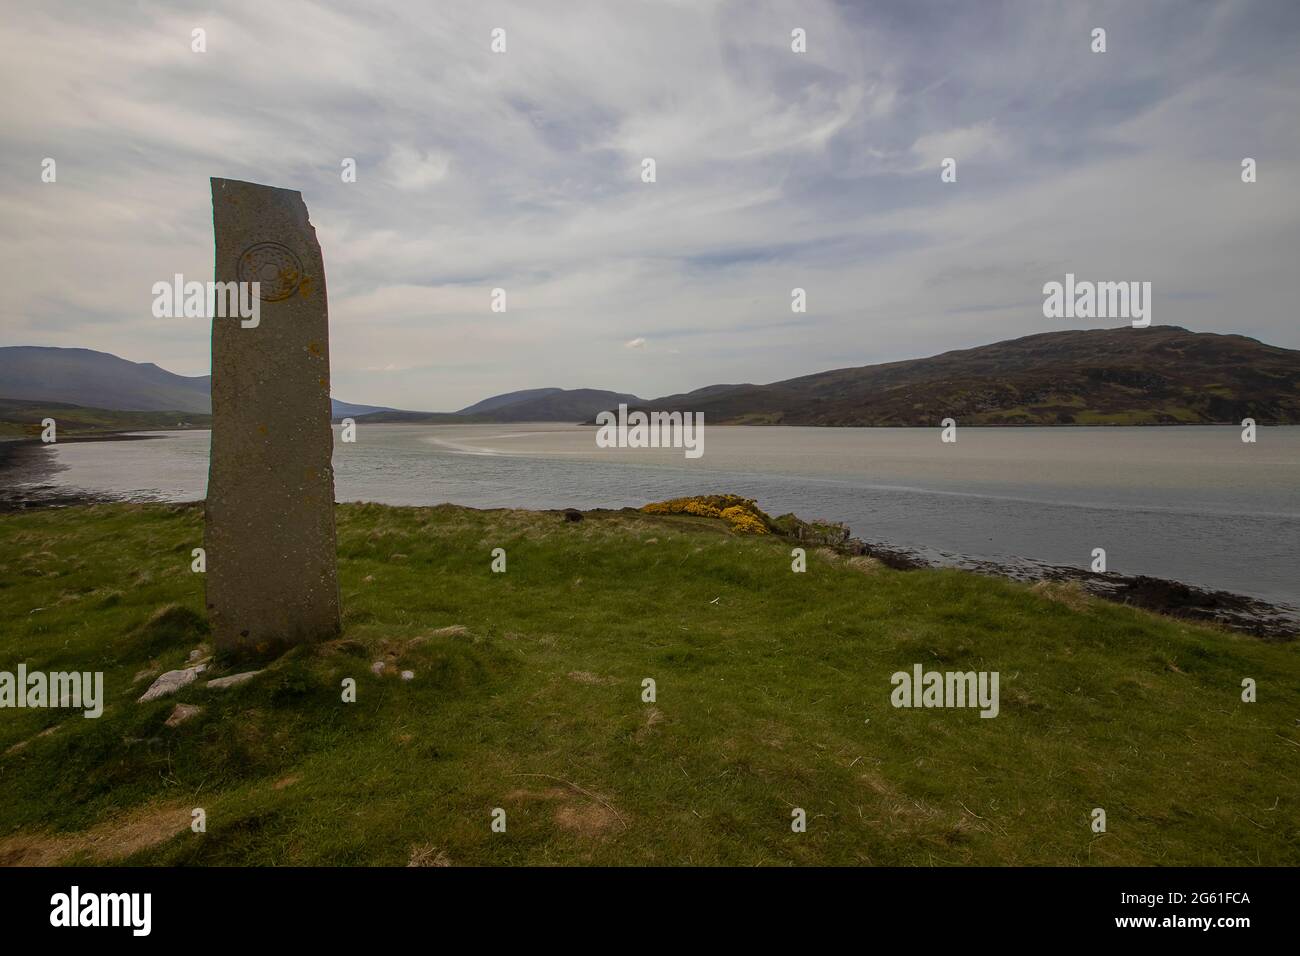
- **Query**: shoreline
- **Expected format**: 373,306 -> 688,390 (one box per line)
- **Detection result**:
772,515 -> 1297,641
480,420 -> 1299,428
846,538 -> 1298,641
0,434 -> 166,513
1,433 -> 1294,640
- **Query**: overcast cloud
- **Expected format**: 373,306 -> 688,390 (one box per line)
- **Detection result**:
1,0 -> 1297,410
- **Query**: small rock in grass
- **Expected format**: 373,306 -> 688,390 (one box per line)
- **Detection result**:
206,670 -> 263,690
400,670 -> 415,681
165,703 -> 203,727
138,664 -> 207,703
3,724 -> 61,758
371,660 -> 386,676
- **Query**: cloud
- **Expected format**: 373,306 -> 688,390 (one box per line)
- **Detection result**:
384,145 -> 452,191
0,0 -> 1296,410
908,121 -> 1005,172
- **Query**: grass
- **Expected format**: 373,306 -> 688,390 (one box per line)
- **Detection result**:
0,398 -> 209,438
0,501 -> 1296,866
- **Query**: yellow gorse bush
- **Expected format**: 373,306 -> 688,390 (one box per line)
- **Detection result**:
719,506 -> 768,535
640,495 -> 770,534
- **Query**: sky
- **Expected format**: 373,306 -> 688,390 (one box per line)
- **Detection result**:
1,0 -> 1298,411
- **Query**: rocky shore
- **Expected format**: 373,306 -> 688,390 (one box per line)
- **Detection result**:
777,512 -> 1299,641
863,539 -> 1299,641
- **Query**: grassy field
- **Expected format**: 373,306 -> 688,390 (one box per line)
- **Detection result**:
0,501 -> 1296,866
0,399 -> 209,438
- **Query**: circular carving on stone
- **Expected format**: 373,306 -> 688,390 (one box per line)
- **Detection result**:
237,242 -> 304,301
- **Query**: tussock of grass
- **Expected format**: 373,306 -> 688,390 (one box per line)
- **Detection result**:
0,502 -> 1296,866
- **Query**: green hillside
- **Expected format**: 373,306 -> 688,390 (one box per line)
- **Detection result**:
0,398 -> 208,438
648,326 -> 1300,426
0,501 -> 1295,866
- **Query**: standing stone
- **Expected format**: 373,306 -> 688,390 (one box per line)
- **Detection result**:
205,178 -> 340,654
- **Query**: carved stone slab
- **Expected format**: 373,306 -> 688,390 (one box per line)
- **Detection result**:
205,178 -> 340,654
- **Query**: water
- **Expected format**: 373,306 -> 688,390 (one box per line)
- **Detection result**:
28,424 -> 1300,607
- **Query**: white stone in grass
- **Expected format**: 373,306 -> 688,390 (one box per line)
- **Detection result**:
138,664 -> 207,703
207,670 -> 263,690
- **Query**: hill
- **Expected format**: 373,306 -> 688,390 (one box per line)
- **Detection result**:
0,346 -> 210,414
10,327 -> 1299,427
366,387 -> 646,424
0,500 -> 1295,865
462,388 -> 644,422
456,388 -> 565,415
641,326 -> 1300,425
0,397 -> 209,438
0,347 -> 394,421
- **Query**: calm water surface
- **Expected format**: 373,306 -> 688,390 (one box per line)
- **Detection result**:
28,424 -> 1300,607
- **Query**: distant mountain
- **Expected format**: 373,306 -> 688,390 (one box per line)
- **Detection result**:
352,409 -> 487,424
371,386 -> 645,423
9,327 -> 1297,430
331,399 -> 394,418
636,326 -> 1300,425
457,388 -> 564,415
472,388 -> 644,422
0,346 -> 210,413
0,346 -> 394,420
